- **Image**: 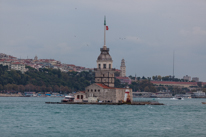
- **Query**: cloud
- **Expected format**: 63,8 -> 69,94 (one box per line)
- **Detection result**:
180,27 -> 206,36
192,27 -> 206,35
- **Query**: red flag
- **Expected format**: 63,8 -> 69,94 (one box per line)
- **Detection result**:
106,26 -> 109,30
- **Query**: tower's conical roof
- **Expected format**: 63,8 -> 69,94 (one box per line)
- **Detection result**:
97,45 -> 112,62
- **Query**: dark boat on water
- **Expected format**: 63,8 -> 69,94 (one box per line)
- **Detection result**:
177,97 -> 184,100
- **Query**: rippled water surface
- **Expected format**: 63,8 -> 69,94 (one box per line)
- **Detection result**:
0,97 -> 206,137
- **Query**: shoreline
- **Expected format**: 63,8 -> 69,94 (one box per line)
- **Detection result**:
0,94 -> 23,97
45,102 -> 164,105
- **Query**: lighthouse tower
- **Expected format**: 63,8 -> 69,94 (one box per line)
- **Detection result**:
94,16 -> 115,87
84,16 -> 133,103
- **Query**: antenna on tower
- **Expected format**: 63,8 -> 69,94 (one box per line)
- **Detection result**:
173,50 -> 175,79
103,16 -> 109,47
104,16 -> 106,46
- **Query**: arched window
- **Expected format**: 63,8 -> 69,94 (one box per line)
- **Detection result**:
81,95 -> 83,99
109,64 -> 111,69
98,64 -> 101,69
77,95 -> 79,99
103,64 -> 106,69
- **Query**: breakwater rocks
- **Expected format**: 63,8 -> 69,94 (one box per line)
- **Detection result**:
45,102 -> 164,105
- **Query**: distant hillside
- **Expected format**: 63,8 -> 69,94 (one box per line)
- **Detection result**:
0,65 -> 95,93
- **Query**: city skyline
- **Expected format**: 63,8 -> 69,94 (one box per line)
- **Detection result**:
1,0 -> 206,81
0,52 -> 202,82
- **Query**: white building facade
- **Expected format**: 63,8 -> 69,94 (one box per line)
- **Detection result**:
120,59 -> 126,77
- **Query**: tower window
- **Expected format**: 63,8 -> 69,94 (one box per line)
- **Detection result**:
103,64 -> 106,69
109,64 -> 111,69
98,64 -> 101,69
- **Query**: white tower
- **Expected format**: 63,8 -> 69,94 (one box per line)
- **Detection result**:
120,59 -> 126,77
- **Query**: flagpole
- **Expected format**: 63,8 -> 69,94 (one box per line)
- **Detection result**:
104,16 -> 106,46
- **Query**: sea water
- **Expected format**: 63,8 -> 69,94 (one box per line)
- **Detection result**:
0,97 -> 206,137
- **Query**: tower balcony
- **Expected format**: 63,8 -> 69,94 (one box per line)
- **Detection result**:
100,48 -> 109,51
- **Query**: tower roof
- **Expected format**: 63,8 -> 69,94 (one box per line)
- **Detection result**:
97,46 -> 112,62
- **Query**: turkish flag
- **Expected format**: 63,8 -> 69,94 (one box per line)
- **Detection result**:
106,26 -> 109,30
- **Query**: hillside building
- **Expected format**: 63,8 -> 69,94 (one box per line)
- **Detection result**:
183,75 -> 191,81
34,55 -> 38,61
120,59 -> 126,77
0,59 -> 13,69
192,77 -> 199,82
10,62 -> 27,73
116,77 -> 131,85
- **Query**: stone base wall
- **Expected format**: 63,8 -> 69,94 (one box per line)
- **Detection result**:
74,99 -> 83,102
85,83 -> 133,103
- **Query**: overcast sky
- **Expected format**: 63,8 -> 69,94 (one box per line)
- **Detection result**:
0,0 -> 206,81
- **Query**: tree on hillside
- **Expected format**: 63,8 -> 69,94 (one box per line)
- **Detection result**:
114,71 -> 120,77
197,82 -> 202,88
144,86 -> 150,92
157,75 -> 162,81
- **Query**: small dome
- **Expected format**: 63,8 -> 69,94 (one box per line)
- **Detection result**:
97,46 -> 112,62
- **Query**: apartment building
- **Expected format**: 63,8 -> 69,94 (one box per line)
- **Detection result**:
10,62 -> 27,73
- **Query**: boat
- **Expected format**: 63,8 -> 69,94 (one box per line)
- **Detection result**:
170,97 -> 184,100
170,97 -> 177,100
202,102 -> 206,104
177,97 -> 184,100
61,95 -> 74,102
